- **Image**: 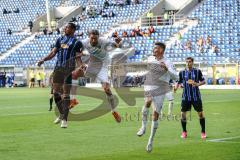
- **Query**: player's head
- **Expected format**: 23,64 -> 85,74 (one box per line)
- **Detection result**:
64,22 -> 76,36
186,57 -> 194,69
153,42 -> 166,58
88,29 -> 100,46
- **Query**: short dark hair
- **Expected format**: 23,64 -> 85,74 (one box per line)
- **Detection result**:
186,57 -> 194,62
68,22 -> 76,30
88,29 -> 100,36
154,42 -> 166,52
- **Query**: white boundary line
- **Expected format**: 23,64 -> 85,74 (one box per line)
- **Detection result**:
0,112 -> 48,117
207,136 -> 240,143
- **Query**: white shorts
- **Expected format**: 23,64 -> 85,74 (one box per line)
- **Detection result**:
85,66 -> 109,83
165,91 -> 174,101
72,79 -> 78,85
144,85 -> 158,92
145,94 -> 165,113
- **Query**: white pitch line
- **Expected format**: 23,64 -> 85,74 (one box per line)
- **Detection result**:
212,113 -> 221,115
207,136 -> 240,143
0,112 -> 48,117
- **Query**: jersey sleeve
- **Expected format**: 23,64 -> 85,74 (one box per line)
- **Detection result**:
54,37 -> 61,49
198,69 -> 205,82
74,40 -> 84,53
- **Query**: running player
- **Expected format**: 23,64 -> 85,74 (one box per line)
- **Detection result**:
137,42 -> 178,152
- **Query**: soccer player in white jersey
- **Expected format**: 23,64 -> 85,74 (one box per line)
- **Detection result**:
72,30 -> 132,123
136,42 -> 178,152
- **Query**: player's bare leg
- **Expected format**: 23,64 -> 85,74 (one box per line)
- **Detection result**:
181,111 -> 187,138
102,82 -> 121,123
198,111 -> 206,139
137,97 -> 151,136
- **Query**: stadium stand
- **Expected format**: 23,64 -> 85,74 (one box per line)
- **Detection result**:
0,0 -> 160,68
0,0 -> 239,69
0,0 -> 61,31
0,0 -> 62,60
167,0 -> 240,64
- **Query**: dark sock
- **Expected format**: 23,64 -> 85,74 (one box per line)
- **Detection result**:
181,118 -> 187,132
200,118 -> 205,133
54,93 -> 64,116
62,96 -> 70,121
49,97 -> 53,110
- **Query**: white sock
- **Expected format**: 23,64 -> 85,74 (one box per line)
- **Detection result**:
141,106 -> 149,129
168,101 -> 173,115
107,94 -> 115,112
148,120 -> 159,144
70,94 -> 76,100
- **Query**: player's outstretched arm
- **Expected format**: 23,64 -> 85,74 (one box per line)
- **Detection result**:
37,48 -> 57,66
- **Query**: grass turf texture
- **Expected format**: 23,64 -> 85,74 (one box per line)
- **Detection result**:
0,88 -> 240,160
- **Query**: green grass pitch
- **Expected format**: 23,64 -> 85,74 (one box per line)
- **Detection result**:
0,88 -> 240,160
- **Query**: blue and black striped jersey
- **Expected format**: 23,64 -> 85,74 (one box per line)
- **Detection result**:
178,68 -> 205,101
54,35 -> 83,69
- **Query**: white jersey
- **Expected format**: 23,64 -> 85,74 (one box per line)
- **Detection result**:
144,56 -> 178,96
82,37 -> 135,83
82,37 -> 113,64
82,37 -> 115,83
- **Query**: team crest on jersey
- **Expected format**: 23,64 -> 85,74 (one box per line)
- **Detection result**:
61,44 -> 69,49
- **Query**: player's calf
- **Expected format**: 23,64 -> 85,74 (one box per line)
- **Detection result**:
137,101 -> 152,137
181,112 -> 187,139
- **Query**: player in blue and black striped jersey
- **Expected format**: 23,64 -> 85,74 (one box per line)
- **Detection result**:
175,57 -> 206,139
37,23 -> 83,128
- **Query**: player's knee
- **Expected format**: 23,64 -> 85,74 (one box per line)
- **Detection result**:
198,112 -> 204,119
53,92 -> 62,104
181,112 -> 187,119
153,111 -> 159,121
142,107 -> 149,115
53,92 -> 61,98
145,100 -> 152,108
104,88 -> 112,96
